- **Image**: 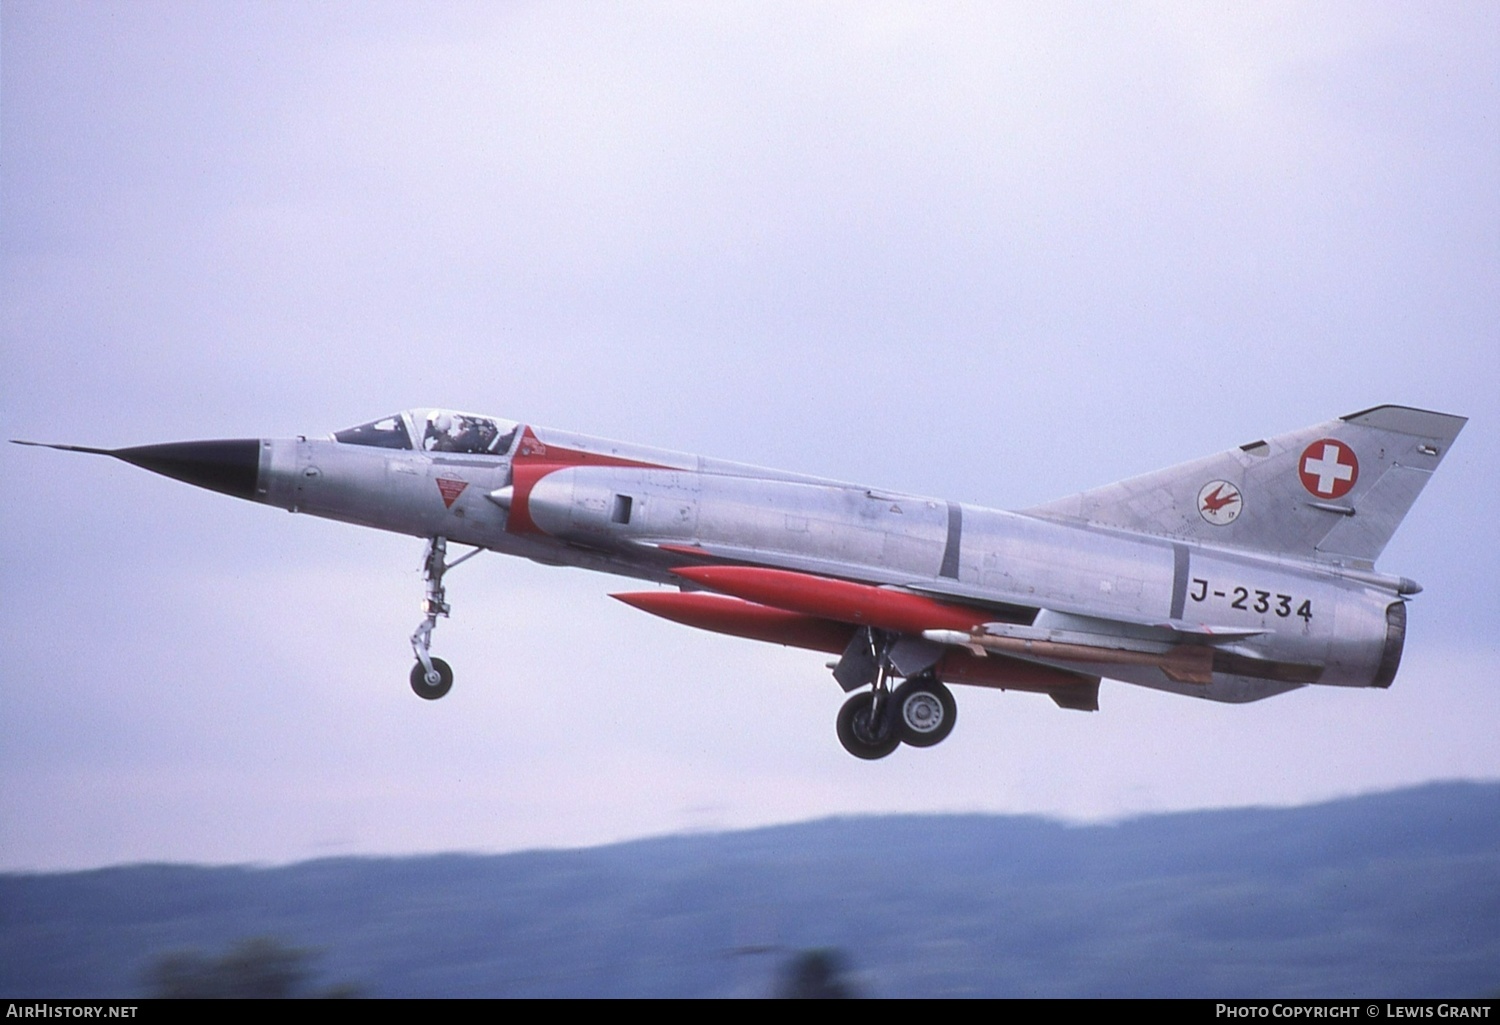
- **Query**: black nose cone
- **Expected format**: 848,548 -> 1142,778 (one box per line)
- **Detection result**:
113,439 -> 263,499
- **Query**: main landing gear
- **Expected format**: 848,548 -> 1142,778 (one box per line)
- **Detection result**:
836,689 -> 899,760
408,536 -> 482,700
833,629 -> 958,759
890,676 -> 958,749
836,675 -> 957,759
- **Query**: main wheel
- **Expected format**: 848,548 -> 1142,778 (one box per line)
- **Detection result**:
891,677 -> 956,748
410,657 -> 454,700
836,692 -> 899,760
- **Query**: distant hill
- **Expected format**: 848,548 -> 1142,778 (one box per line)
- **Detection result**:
3,781 -> 1498,997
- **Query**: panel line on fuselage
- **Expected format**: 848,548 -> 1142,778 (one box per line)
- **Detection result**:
940,502 -> 962,580
1170,542 -> 1190,620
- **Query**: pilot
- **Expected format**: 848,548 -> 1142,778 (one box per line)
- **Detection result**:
474,420 -> 499,452
424,413 -> 457,452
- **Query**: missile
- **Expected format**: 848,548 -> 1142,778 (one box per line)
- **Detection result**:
611,590 -> 853,654
931,651 -> 1100,705
923,626 -> 1214,685
668,565 -> 990,636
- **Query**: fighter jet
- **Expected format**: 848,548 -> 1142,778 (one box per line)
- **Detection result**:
14,404 -> 1465,759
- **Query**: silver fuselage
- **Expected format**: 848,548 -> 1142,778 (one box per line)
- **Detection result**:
253,424 -> 1405,705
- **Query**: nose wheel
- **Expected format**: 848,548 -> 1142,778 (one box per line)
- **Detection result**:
410,657 -> 454,700
407,536 -> 482,700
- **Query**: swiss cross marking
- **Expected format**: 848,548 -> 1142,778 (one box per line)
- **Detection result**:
1298,439 -> 1358,499
435,477 -> 469,508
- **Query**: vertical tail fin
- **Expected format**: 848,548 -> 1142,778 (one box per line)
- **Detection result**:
1023,405 -> 1467,568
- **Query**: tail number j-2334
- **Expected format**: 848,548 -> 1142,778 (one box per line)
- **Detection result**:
1189,578 -> 1314,622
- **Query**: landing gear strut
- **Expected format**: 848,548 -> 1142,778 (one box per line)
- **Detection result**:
408,536 -> 482,700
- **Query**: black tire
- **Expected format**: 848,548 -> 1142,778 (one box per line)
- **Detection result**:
410,657 -> 454,700
836,692 -> 899,760
891,677 -> 956,748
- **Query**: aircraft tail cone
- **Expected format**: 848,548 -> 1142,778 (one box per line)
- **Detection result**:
12,438 -> 263,500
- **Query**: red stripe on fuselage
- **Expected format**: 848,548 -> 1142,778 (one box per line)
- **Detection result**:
506,426 -> 668,535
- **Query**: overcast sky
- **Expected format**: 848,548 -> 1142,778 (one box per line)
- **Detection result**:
2,2 -> 1497,871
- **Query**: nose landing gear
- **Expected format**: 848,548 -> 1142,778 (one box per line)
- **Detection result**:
408,536 -> 483,700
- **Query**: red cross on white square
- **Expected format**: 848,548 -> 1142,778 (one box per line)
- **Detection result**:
1298,438 -> 1359,499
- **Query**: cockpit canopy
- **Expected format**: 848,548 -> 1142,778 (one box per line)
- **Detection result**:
333,410 -> 520,456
